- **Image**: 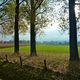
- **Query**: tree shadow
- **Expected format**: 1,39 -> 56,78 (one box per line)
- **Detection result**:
64,61 -> 80,80
0,61 -> 64,80
1,60 -> 80,80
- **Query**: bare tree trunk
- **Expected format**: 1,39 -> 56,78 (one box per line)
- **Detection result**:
14,0 -> 19,54
69,0 -> 79,61
30,0 -> 37,56
30,0 -> 36,56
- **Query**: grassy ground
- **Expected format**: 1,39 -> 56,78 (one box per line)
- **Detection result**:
0,44 -> 80,80
0,54 -> 80,80
0,44 -> 69,54
1,44 -> 80,55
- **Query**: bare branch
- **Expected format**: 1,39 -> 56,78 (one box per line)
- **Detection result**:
19,0 -> 25,5
26,0 -> 30,10
36,9 -> 46,16
0,20 -> 9,25
25,0 -> 31,15
0,0 -> 8,6
35,0 -> 44,10
75,3 -> 80,5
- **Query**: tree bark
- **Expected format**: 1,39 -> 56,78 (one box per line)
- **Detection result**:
14,0 -> 19,54
30,0 -> 37,56
69,0 -> 79,61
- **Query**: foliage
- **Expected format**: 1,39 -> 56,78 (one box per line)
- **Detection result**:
0,0 -> 28,35
0,0 -> 50,35
49,0 -> 80,34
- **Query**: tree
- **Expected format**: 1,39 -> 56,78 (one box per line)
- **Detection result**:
49,0 -> 80,61
69,0 -> 79,61
30,0 -> 36,56
24,0 -> 49,56
14,0 -> 19,54
0,0 -> 49,55
0,0 -> 28,54
0,1 -> 27,35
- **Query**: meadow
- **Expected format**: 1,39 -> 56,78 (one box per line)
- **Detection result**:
0,44 -> 70,54
1,44 -> 80,55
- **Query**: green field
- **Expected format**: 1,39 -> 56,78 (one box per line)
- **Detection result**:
0,44 -> 69,54
1,44 -> 80,55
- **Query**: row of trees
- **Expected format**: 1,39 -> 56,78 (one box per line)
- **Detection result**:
0,0 -> 80,61
0,0 -> 48,56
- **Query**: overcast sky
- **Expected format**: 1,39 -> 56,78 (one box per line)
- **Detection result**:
0,24 -> 69,42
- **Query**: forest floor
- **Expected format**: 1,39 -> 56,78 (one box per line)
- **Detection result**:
0,53 -> 80,80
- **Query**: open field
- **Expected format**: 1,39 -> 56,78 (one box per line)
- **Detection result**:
0,44 -> 69,54
0,44 -> 80,54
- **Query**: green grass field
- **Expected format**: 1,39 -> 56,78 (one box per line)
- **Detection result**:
0,44 -> 70,54
0,44 -> 80,54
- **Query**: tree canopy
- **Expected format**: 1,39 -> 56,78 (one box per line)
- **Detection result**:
0,0 -> 50,35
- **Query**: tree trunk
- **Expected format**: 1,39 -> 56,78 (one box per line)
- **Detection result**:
14,0 -> 19,54
30,0 -> 37,56
69,0 -> 79,61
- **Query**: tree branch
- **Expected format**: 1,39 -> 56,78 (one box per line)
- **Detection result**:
0,0 -> 8,6
35,0 -> 44,10
36,9 -> 46,16
19,0 -> 25,5
75,3 -> 80,5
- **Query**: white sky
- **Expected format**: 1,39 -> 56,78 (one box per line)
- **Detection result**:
0,23 -> 69,42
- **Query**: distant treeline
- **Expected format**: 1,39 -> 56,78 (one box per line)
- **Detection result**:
1,40 -> 80,48
0,40 -> 68,45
